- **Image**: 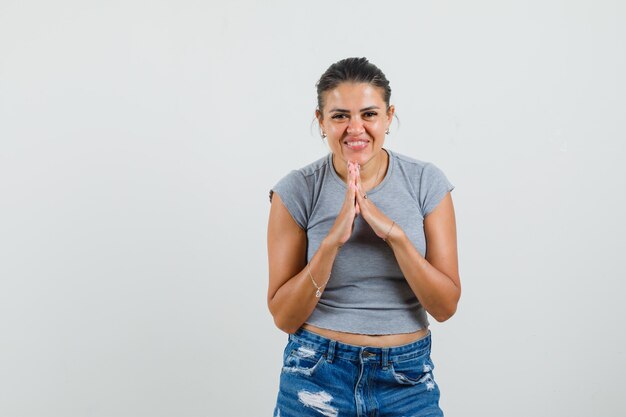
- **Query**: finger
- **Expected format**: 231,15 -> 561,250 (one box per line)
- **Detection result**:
355,164 -> 365,194
348,162 -> 358,198
354,181 -> 364,209
347,161 -> 355,186
349,183 -> 358,204
354,178 -> 366,206
349,166 -> 356,191
355,201 -> 360,216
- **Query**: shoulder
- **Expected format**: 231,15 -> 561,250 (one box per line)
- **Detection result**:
299,153 -> 331,175
388,149 -> 443,174
386,149 -> 454,216
276,154 -> 330,185
269,154 -> 332,229
269,153 -> 330,205
386,149 -> 451,185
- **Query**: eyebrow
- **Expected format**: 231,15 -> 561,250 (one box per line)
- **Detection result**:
329,106 -> 381,113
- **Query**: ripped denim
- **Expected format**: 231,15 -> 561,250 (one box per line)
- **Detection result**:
273,327 -> 444,417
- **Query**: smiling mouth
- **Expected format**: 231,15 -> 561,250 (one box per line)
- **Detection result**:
344,140 -> 369,150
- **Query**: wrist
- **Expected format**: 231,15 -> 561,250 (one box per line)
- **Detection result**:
384,223 -> 407,247
321,236 -> 343,253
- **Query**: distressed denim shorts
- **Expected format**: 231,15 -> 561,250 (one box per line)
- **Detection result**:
273,327 -> 443,417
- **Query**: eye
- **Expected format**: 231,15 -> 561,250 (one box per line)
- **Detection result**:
363,111 -> 378,118
331,113 -> 348,120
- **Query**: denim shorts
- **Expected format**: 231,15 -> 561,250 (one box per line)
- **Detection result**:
273,327 -> 443,417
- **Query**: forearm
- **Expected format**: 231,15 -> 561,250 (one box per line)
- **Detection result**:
269,238 -> 340,333
385,226 -> 461,322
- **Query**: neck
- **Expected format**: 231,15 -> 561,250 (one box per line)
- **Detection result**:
333,149 -> 388,188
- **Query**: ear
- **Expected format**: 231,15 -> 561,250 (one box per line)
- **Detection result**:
315,109 -> 325,132
386,105 -> 395,129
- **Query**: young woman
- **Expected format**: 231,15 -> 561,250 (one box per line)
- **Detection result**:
268,57 -> 460,417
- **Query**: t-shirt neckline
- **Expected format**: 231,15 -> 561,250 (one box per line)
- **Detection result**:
327,148 -> 394,196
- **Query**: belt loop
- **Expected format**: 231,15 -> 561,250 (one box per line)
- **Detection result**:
326,340 -> 336,363
382,348 -> 389,370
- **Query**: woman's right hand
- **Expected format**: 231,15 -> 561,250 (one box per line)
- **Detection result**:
325,161 -> 359,248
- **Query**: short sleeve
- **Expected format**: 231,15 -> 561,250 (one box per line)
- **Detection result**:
269,170 -> 311,230
419,163 -> 455,217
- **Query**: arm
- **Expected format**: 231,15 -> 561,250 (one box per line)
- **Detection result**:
267,193 -> 339,333
355,176 -> 461,322
267,163 -> 361,333
384,193 -> 461,322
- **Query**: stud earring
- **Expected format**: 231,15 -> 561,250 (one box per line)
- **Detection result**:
385,128 -> 390,135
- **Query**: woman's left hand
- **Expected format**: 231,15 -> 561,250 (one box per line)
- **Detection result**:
353,163 -> 395,240
353,162 -> 461,323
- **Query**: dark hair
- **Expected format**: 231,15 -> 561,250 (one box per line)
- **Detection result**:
316,57 -> 392,115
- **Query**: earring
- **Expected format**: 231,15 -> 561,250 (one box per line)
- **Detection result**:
321,132 -> 327,138
385,128 -> 390,135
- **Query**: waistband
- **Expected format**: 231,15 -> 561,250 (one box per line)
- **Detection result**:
288,327 -> 432,365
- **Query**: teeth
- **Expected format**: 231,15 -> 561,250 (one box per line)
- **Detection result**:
346,141 -> 367,146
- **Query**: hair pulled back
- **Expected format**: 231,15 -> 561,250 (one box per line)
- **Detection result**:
316,57 -> 391,115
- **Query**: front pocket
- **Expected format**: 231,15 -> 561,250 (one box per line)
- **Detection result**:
390,355 -> 436,389
281,344 -> 325,377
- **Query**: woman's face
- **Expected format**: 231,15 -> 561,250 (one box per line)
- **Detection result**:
317,82 -> 394,168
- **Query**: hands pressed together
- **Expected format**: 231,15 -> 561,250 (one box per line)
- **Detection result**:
268,158 -> 460,331
326,161 -> 397,248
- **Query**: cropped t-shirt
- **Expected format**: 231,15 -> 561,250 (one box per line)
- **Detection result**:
269,149 -> 454,335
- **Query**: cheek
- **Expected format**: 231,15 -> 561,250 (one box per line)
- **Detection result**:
328,123 -> 346,135
366,121 -> 384,134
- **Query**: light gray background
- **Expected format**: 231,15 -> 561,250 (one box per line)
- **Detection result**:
1,1 -> 625,416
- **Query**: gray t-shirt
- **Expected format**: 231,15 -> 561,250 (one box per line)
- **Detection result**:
270,148 -> 454,335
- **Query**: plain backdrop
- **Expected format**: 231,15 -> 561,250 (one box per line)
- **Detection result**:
1,1 -> 625,416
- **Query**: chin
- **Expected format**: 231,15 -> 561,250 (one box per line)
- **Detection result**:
340,153 -> 365,165
335,146 -> 381,166
350,150 -> 379,167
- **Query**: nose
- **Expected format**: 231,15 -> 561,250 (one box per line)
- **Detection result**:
347,116 -> 365,135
